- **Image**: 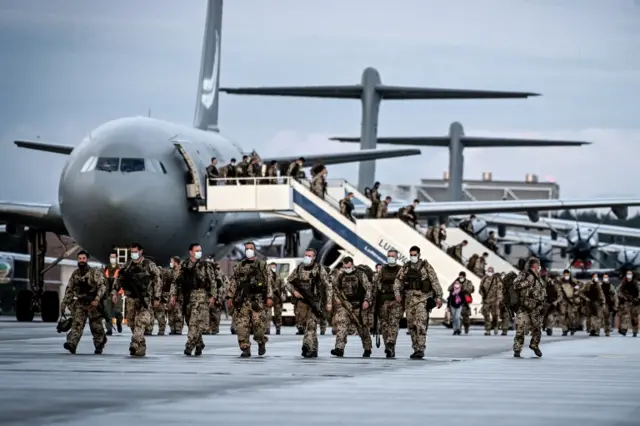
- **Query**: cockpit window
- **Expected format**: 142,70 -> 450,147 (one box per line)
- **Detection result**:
120,158 -> 145,173
80,156 -> 98,173
96,157 -> 119,172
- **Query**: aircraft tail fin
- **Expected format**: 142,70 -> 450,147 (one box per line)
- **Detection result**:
193,0 -> 223,132
14,140 -> 74,155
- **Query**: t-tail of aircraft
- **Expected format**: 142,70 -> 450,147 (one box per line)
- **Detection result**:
193,0 -> 223,132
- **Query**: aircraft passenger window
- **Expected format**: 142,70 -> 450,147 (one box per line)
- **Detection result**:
80,156 -> 98,173
96,157 -> 120,172
120,158 -> 145,173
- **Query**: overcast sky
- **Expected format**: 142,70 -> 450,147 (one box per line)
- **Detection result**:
1,0 -> 639,204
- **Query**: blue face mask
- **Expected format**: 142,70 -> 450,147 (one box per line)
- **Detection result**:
131,252 -> 140,261
194,251 -> 202,260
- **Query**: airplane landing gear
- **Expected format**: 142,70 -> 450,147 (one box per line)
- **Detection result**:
15,230 -> 62,323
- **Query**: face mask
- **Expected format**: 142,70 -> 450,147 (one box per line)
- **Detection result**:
169,262 -> 174,268
626,274 -> 633,280
131,252 -> 140,261
194,251 -> 202,260
231,162 -> 236,166
109,257 -> 116,265
486,272 -> 493,277
387,257 -> 397,265
303,256 -> 313,266
563,275 -> 569,281
592,277 -> 598,282
458,277 -> 465,282
344,267 -> 354,274
410,256 -> 418,263
603,277 -> 609,283
245,249 -> 255,259
78,261 -> 87,269
270,267 -> 277,273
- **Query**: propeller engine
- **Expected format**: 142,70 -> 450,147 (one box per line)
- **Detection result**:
616,249 -> 640,271
525,239 -> 554,269
564,225 -> 599,265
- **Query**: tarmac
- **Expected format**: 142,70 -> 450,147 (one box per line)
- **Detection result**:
0,318 -> 639,426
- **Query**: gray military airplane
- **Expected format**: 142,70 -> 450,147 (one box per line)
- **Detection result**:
4,0 -> 640,324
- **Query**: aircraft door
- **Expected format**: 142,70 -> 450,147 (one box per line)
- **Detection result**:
172,140 -> 207,206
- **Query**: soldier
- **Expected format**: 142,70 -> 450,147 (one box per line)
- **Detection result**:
267,262 -> 284,335
374,250 -> 403,358
368,182 -> 381,218
472,252 -> 489,278
206,257 -> 225,335
479,266 -> 503,335
376,196 -> 391,218
265,160 -> 279,184
170,243 -> 217,356
113,243 -> 163,357
166,256 -> 184,335
447,271 -> 475,334
221,158 -> 237,185
339,192 -> 355,222
400,199 -> 420,228
542,270 -> 562,336
459,214 -> 476,234
486,231 -> 499,253
226,242 -> 274,357
617,270 -> 640,337
103,251 -> 122,335
447,240 -> 468,263
393,245 -> 443,359
329,263 -> 343,335
318,265 -> 332,336
558,269 -> 583,336
206,157 -> 219,185
500,271 -> 518,335
237,155 -> 250,185
293,299 -> 304,335
582,273 -> 606,336
286,248 -> 332,358
426,223 -> 447,249
310,165 -> 327,199
331,256 -> 372,357
512,257 -> 546,358
286,157 -> 305,180
150,258 -> 171,336
60,250 -> 108,354
600,273 -> 618,337
248,154 -> 263,183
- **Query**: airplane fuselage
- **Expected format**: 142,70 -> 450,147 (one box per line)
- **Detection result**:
58,116 -> 252,264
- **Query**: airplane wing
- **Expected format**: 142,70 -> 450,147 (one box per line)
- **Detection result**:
472,213 -> 640,239
217,213 -> 311,245
0,202 -> 68,235
14,140 -> 74,155
261,147 -> 421,167
0,251 -> 102,268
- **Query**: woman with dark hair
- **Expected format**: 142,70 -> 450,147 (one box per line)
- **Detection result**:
448,280 -> 470,335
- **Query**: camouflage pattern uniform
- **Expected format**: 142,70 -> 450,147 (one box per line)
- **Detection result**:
617,277 -> 640,337
165,266 -> 184,334
286,262 -> 332,357
228,258 -> 274,356
310,172 -> 326,199
368,186 -> 381,218
601,280 -> 618,336
448,278 -> 475,334
376,199 -> 388,218
114,257 -> 163,357
393,259 -> 442,358
331,268 -> 373,357
582,279 -> 606,336
339,197 -> 355,222
451,243 -> 465,263
479,274 -> 503,335
542,278 -> 562,336
500,271 -> 518,335
207,262 -> 226,334
512,262 -> 546,357
468,254 -> 487,278
61,266 -> 108,354
374,263 -> 403,357
170,259 -> 218,355
266,268 -> 284,334
426,225 -> 446,249
149,268 -> 171,335
293,300 -> 304,334
102,264 -> 122,334
559,278 -> 583,335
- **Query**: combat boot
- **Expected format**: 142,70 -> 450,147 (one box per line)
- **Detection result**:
63,342 -> 76,354
619,329 -> 627,336
501,331 -> 508,336
605,332 -> 610,337
529,346 -> 542,357
258,343 -> 266,356
410,350 -> 424,359
330,348 -> 344,357
276,328 -> 281,335
332,329 -> 337,335
184,347 -> 192,356
117,323 -> 123,333
158,331 -> 165,336
265,329 -> 270,335
301,343 -> 310,357
296,329 -> 304,335
570,329 -> 575,336
230,328 -> 237,335
484,331 -> 490,336
94,335 -> 107,354
362,350 -> 372,358
195,345 -> 204,356
240,348 -> 251,358
106,330 -> 113,336
546,328 -> 553,336
385,344 -> 395,358
308,350 -> 318,358
634,332 -> 638,337
589,331 -> 598,337
320,329 -> 326,335
513,351 -> 521,358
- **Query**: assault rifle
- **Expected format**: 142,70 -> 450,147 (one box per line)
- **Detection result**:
334,288 -> 367,337
123,271 -> 149,310
289,282 -> 326,321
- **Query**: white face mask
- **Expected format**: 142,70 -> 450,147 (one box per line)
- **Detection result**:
410,256 -> 419,264
592,277 -> 598,282
131,252 -> 140,261
458,277 -> 465,282
109,257 -> 116,265
270,267 -> 277,273
563,275 -> 570,280
303,256 -> 313,265
603,277 -> 609,283
626,274 -> 633,280
344,267 -> 354,274
245,249 -> 255,259
486,272 -> 493,277
387,257 -> 397,265
169,261 -> 174,268
194,251 -> 202,260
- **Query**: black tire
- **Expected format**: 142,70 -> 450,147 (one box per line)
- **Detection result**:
41,291 -> 60,323
16,290 -> 34,322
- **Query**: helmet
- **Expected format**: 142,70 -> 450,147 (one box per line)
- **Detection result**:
56,316 -> 72,333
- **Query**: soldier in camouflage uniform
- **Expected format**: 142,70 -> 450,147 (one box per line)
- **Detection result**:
393,245 -> 443,359
374,250 -> 403,358
376,196 -> 391,218
617,270 -> 640,337
447,271 -> 475,334
500,271 -> 518,335
512,257 -> 546,358
286,248 -> 332,358
310,165 -> 327,199
479,266 -> 502,335
226,242 -> 274,357
330,257 -> 373,357
318,265 -> 333,335
266,262 -> 284,335
368,181 -> 381,218
113,243 -> 163,357
542,270 -> 562,336
426,223 -> 447,249
448,240 -> 468,263
582,273 -> 606,336
103,251 -> 122,335
206,258 -> 225,335
558,269 -> 583,336
170,244 -> 218,356
149,259 -> 172,336
166,257 -> 184,334
60,250 -> 108,354
600,273 -> 618,336
339,192 -> 355,222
